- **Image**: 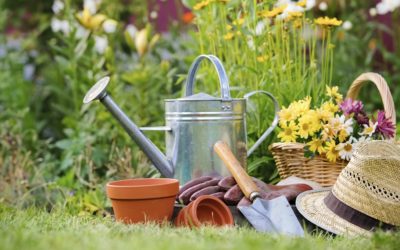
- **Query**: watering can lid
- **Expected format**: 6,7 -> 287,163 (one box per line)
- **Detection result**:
178,92 -> 220,101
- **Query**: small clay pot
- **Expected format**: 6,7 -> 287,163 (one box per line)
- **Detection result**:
107,178 -> 179,224
175,195 -> 234,227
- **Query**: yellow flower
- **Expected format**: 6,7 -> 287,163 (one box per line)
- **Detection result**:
256,55 -> 268,62
325,141 -> 339,163
298,111 -> 320,139
338,129 -> 348,142
289,96 -> 311,116
233,18 -> 245,26
134,28 -> 160,57
298,118 -> 313,139
289,12 -> 303,19
278,107 -> 296,126
321,101 -> 339,114
317,108 -> 334,122
307,138 -> 325,154
284,11 -> 304,22
293,19 -> 303,29
193,0 -> 211,10
315,16 -> 343,27
223,32 -> 234,40
326,86 -> 343,103
260,5 -> 287,18
321,123 -> 336,140
278,121 -> 298,143
226,24 -> 233,30
296,0 -> 306,7
76,8 -> 107,31
303,109 -> 322,131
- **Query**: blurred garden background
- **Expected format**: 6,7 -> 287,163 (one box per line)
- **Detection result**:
1,0 -> 400,215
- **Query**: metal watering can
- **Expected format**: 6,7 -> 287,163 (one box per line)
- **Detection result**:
83,55 -> 279,184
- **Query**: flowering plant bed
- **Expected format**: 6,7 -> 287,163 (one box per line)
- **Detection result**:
271,73 -> 396,186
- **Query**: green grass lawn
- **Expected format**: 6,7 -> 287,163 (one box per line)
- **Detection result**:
0,205 -> 399,250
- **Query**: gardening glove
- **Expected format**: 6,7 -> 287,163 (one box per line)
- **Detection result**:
221,176 -> 312,207
236,179 -> 313,207
177,176 -> 312,206
177,176 -> 223,205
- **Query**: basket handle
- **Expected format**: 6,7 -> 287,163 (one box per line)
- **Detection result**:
346,72 -> 396,125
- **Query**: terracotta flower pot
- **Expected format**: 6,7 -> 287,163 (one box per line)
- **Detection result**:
175,195 -> 234,227
106,178 -> 179,224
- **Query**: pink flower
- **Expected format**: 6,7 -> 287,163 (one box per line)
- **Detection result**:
375,111 -> 395,139
340,98 -> 364,116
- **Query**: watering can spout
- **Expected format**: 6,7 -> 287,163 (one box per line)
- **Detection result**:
83,76 -> 174,178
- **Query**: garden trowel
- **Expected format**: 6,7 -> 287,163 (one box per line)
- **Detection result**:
214,141 -> 304,237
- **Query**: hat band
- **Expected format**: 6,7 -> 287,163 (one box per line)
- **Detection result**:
324,192 -> 396,231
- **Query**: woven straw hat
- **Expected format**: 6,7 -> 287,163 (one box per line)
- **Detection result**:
296,140 -> 400,236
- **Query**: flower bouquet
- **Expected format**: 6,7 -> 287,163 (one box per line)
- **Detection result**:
270,73 -> 397,187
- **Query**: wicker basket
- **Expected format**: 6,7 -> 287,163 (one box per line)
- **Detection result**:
270,72 -> 397,187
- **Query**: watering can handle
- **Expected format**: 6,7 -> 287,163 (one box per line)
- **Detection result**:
245,90 -> 280,157
185,54 -> 231,100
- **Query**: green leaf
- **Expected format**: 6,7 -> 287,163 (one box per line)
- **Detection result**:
55,139 -> 73,150
247,156 -> 272,174
181,0 -> 196,8
124,29 -> 135,50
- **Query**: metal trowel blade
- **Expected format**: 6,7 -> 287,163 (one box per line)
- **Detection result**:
238,196 -> 304,237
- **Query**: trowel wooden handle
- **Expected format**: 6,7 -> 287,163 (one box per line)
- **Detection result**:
214,141 -> 260,201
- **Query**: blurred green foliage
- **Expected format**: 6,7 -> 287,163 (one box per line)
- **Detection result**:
0,0 -> 191,212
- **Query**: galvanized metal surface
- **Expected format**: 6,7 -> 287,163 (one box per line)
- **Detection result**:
163,55 -> 278,184
83,77 -> 175,178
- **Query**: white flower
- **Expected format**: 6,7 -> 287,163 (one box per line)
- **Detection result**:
343,117 -> 354,135
51,18 -> 61,32
150,11 -> 158,19
75,25 -> 88,39
94,35 -> 108,54
331,115 -> 353,134
360,121 -> 377,137
355,136 -> 371,143
51,18 -> 70,35
318,1 -> 328,11
126,24 -> 137,39
275,0 -> 315,11
103,19 -> 117,33
255,21 -> 266,36
342,21 -> 352,30
247,36 -> 255,50
376,0 -> 400,15
84,0 -> 101,14
376,2 -> 390,15
305,0 -> 316,10
52,0 -> 64,14
275,0 -> 293,7
337,141 -> 354,161
369,8 -> 377,16
277,2 -> 304,20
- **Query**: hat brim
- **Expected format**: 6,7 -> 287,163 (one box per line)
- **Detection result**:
296,189 -> 372,236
